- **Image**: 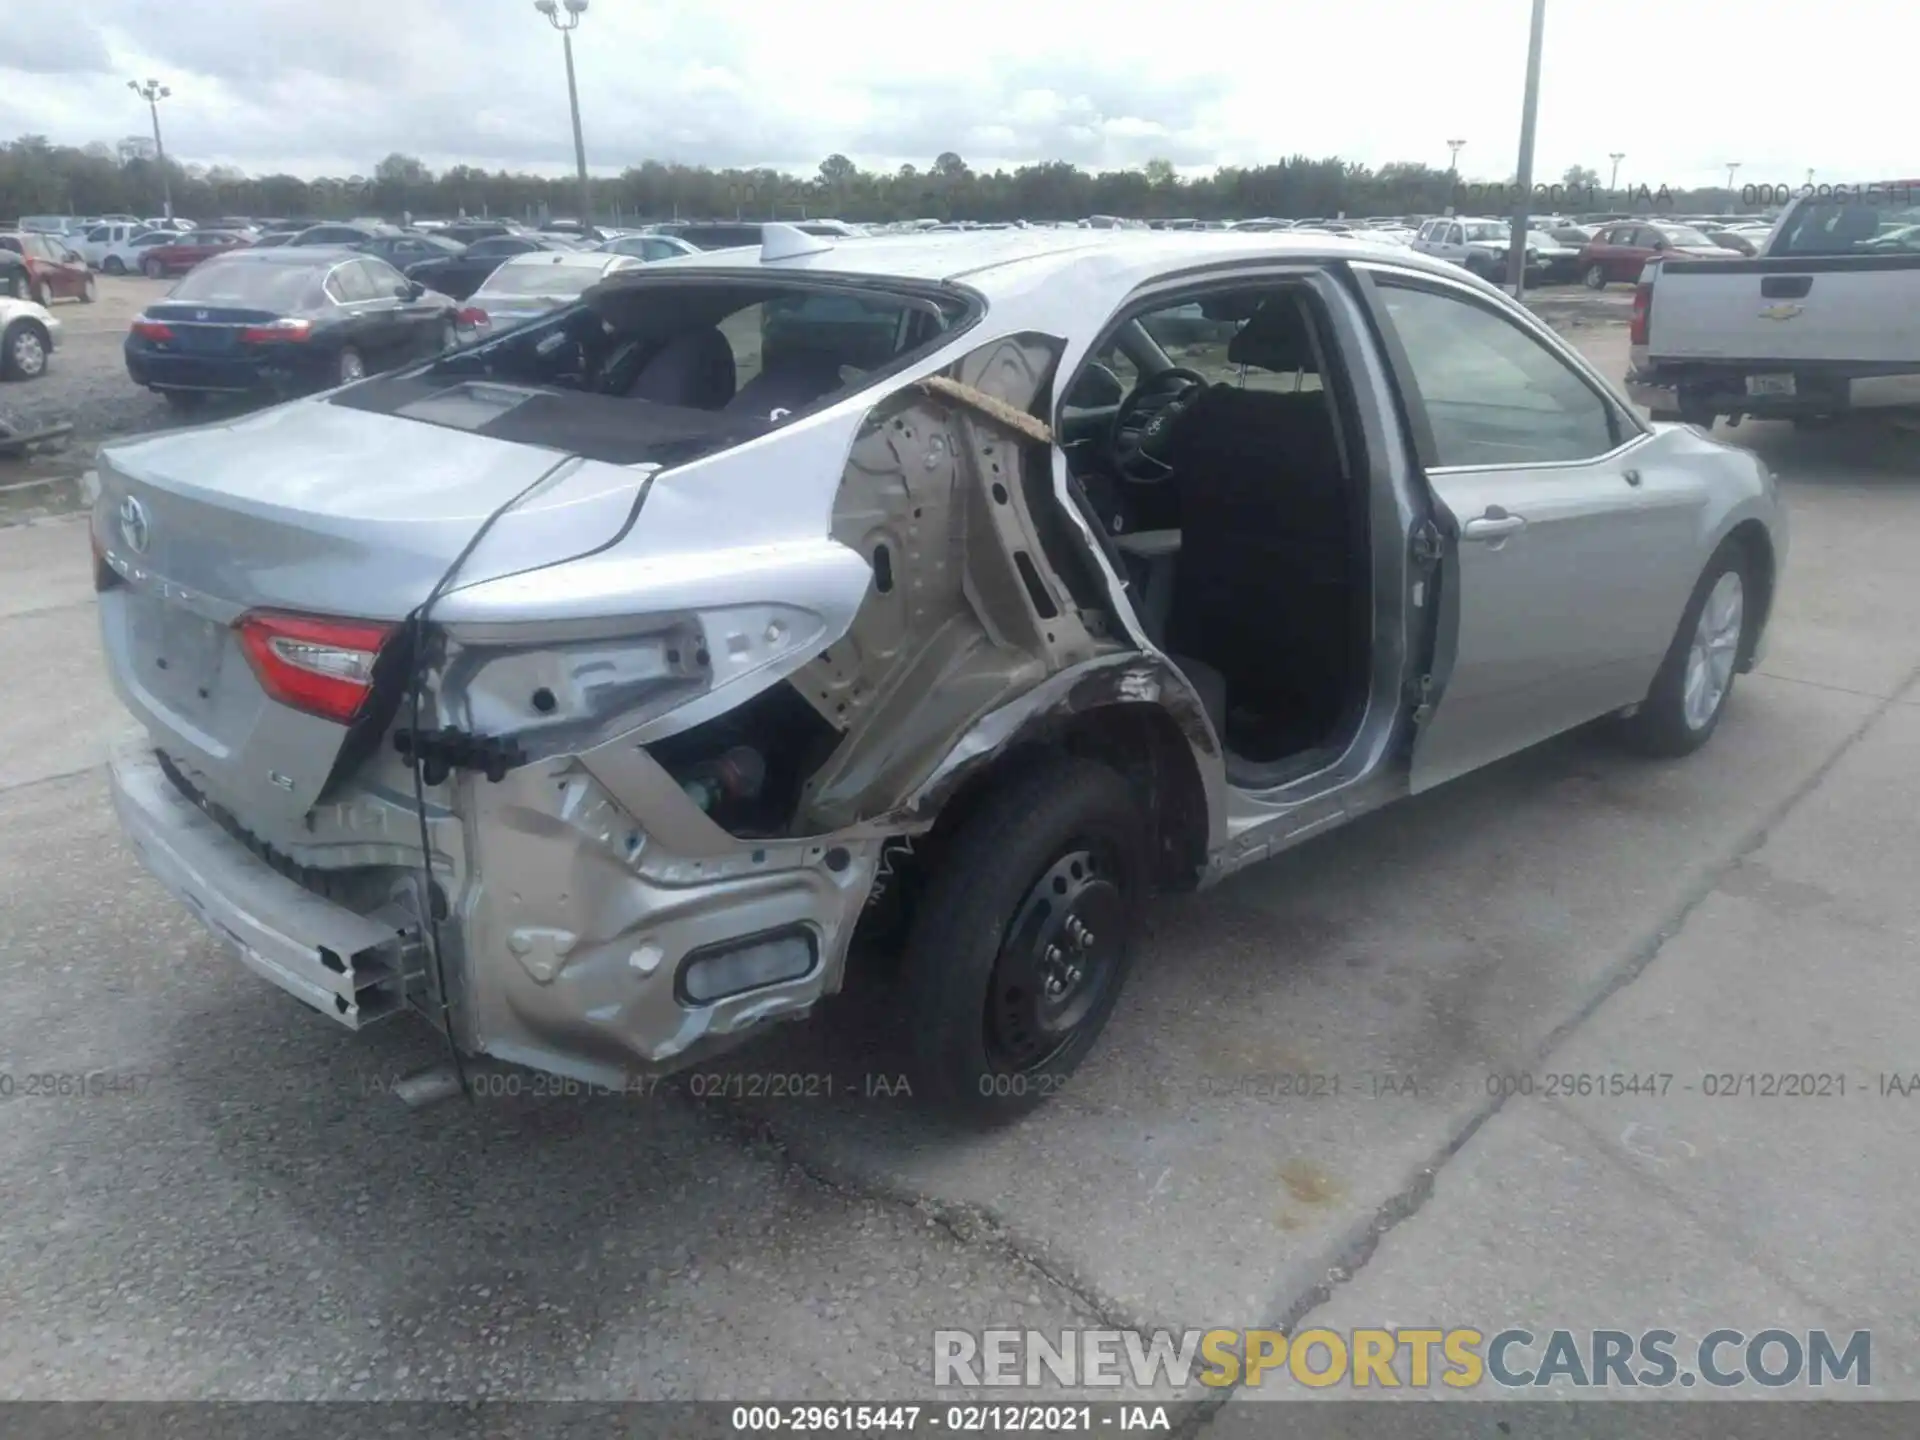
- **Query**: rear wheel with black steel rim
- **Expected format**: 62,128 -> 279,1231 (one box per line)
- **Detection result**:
899,756 -> 1148,1124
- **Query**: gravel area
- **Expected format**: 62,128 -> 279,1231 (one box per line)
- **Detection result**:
0,275 -> 178,448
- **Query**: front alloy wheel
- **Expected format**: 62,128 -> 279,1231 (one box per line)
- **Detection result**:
337,347 -> 366,384
1619,539 -> 1752,756
1584,263 -> 1608,289
1681,571 -> 1744,733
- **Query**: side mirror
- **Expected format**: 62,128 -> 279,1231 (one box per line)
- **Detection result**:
1071,362 -> 1126,408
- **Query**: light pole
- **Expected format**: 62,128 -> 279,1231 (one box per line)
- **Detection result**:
1504,0 -> 1547,295
534,0 -> 593,229
1608,151 -> 1625,192
127,78 -> 173,222
1724,161 -> 1741,201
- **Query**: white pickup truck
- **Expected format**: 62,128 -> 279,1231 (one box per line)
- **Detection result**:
1626,185 -> 1920,427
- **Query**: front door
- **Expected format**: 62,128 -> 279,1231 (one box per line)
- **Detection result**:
1364,272 -> 1702,792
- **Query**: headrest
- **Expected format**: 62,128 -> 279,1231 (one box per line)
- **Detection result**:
1225,299 -> 1316,374
1831,206 -> 1881,243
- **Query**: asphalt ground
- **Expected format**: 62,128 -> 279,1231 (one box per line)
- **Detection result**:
3,317 -> 1918,1420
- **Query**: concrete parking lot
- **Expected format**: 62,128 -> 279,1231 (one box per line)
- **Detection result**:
3,320 -> 1918,1409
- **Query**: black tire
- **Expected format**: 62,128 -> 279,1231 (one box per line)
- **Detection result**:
1,320 -> 51,381
80,274 -> 97,304
899,756 -> 1149,1124
336,346 -> 366,384
32,279 -> 53,307
103,256 -> 127,276
1617,538 -> 1752,758
1584,263 -> 1608,289
142,256 -> 162,279
3,268 -> 27,299
162,390 -> 206,412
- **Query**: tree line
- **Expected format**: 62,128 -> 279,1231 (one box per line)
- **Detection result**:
1,136 -> 1752,226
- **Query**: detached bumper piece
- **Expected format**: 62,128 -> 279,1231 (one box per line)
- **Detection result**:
109,739 -> 425,1029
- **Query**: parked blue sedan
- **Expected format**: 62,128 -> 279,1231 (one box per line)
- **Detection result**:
124,247 -> 462,411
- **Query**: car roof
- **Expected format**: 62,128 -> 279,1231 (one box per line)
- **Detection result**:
201,246 -> 362,266
607,227 -> 1501,330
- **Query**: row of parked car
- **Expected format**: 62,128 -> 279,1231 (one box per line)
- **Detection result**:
1402,213 -> 1776,288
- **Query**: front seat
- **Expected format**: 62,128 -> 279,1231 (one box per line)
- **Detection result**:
626,327 -> 737,409
723,340 -> 849,419
1160,297 -> 1356,749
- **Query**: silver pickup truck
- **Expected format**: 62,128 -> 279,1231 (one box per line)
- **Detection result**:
1627,186 -> 1920,426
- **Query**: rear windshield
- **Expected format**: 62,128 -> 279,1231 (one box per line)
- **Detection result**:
328,277 -> 977,460
475,263 -> 612,298
1655,225 -> 1714,247
169,261 -> 324,308
1773,199 -> 1920,255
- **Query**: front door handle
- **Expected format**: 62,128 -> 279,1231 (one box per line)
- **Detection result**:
1462,510 -> 1527,542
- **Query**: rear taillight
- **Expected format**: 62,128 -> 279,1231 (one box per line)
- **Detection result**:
456,306 -> 489,328
130,316 -> 173,341
240,318 -> 313,343
1629,280 -> 1652,346
235,612 -> 396,724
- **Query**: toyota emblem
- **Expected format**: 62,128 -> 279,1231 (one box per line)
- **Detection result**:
118,495 -> 151,554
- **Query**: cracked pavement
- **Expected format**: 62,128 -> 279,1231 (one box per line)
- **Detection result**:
4,326 -> 1920,1409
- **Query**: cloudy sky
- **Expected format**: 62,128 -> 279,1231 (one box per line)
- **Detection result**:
5,0 -> 1903,190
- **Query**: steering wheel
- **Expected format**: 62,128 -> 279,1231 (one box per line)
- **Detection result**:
1112,367 -> 1209,483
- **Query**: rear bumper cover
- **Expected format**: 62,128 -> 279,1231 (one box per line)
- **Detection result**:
1628,364 -> 1855,418
108,733 -> 883,1085
109,737 -> 420,1027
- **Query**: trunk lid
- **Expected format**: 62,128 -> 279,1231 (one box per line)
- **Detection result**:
94,396 -> 650,831
138,302 -> 283,356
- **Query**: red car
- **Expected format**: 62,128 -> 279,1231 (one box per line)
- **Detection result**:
140,230 -> 253,278
0,230 -> 95,305
1574,221 -> 1743,288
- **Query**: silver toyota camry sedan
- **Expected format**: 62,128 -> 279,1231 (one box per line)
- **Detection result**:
92,224 -> 1786,1123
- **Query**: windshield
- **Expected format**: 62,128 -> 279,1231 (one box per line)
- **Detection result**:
168,260 -> 323,309
1656,225 -> 1715,247
474,263 -> 611,299
1462,223 -> 1508,242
